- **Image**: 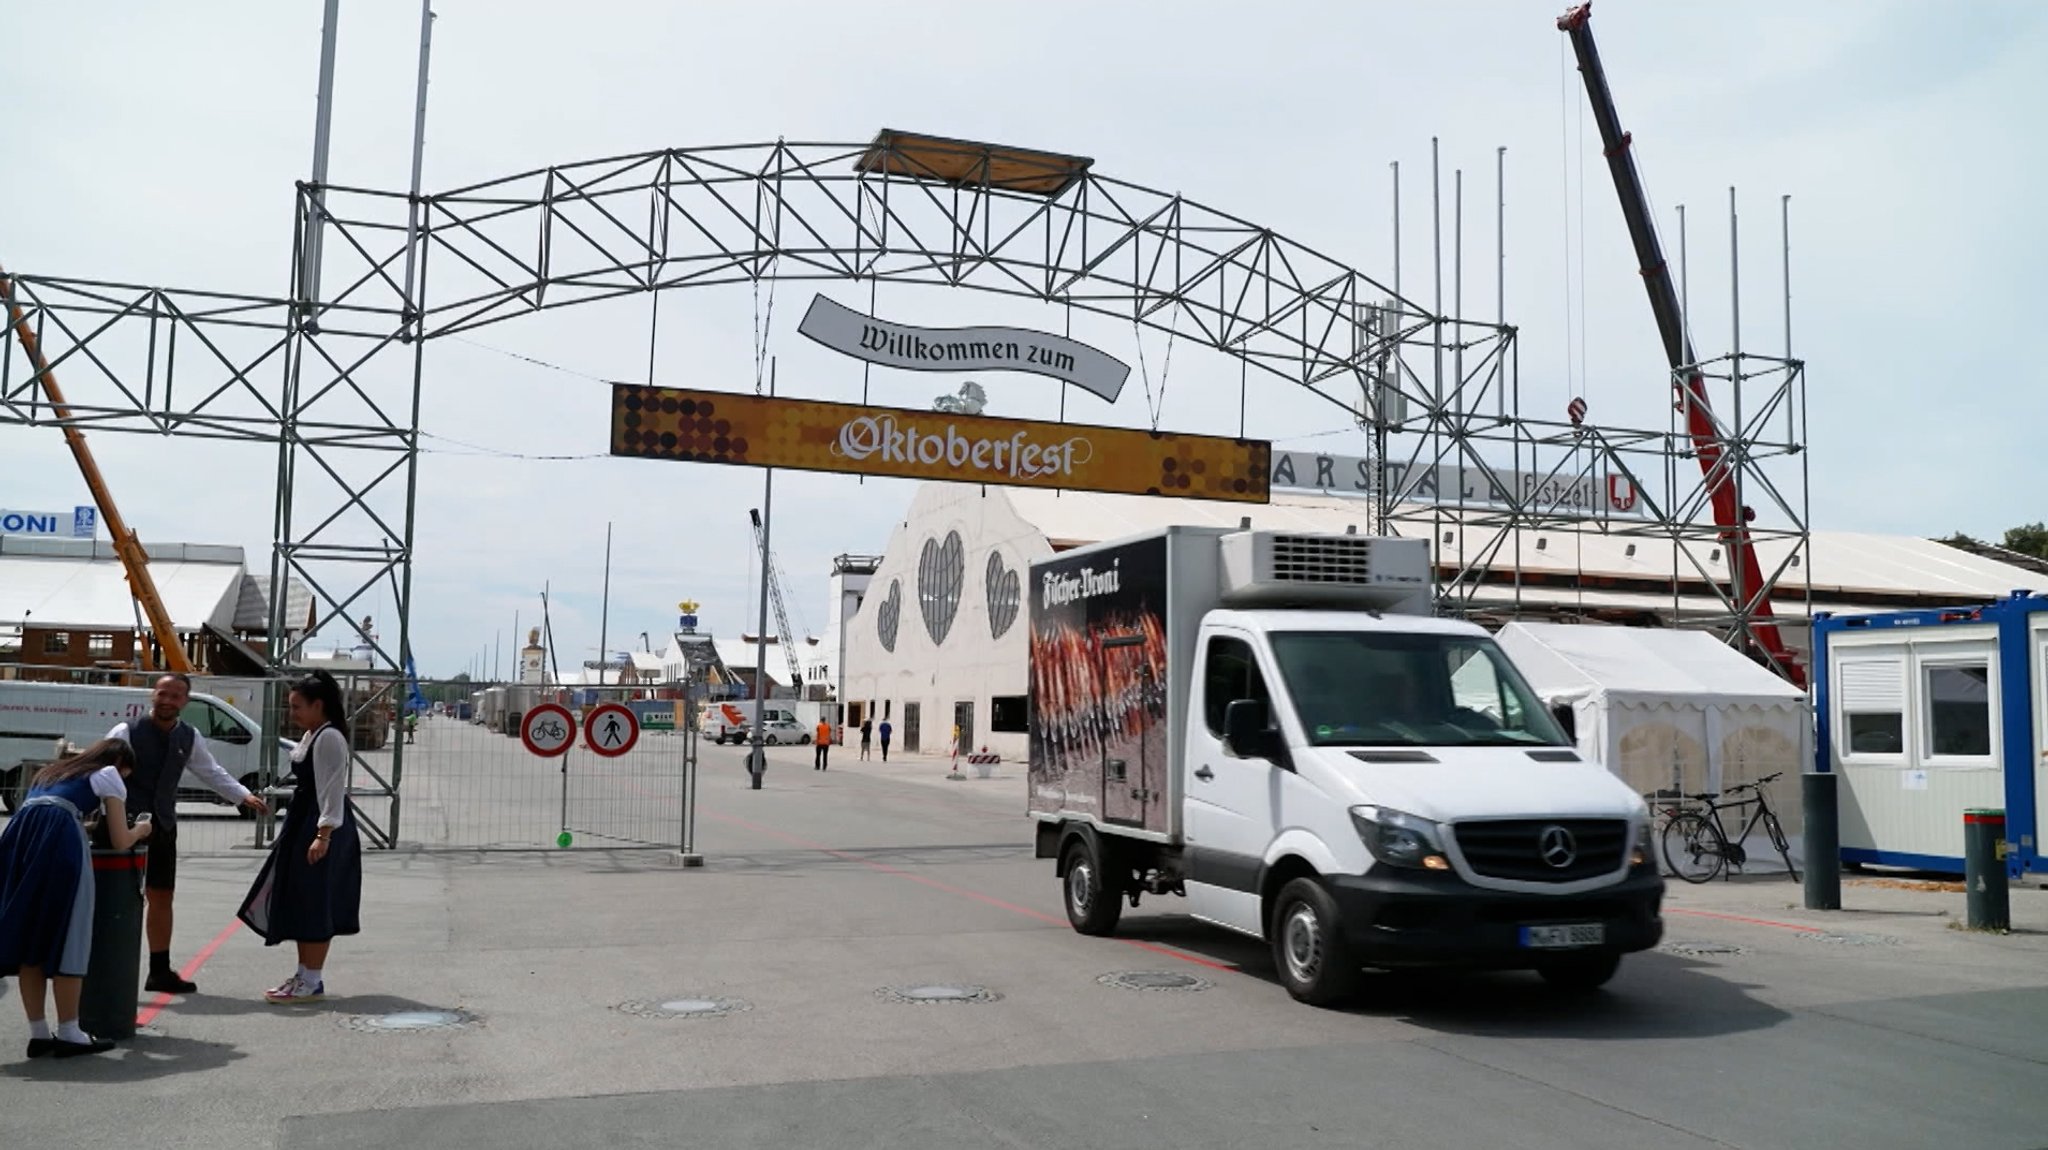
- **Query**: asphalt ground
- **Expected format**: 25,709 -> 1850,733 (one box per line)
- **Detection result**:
2,717 -> 2045,1149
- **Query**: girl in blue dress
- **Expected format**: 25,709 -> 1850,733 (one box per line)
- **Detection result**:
238,670 -> 362,1004
0,738 -> 153,1058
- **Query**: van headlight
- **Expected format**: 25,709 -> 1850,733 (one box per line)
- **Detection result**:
1632,811 -> 1655,869
1350,806 -> 1450,871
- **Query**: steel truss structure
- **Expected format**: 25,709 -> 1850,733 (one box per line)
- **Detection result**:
1377,340 -> 1811,661
0,133 -> 1805,842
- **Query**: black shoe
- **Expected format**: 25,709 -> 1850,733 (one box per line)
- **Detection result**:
52,1036 -> 116,1058
145,970 -> 198,995
26,1037 -> 53,1058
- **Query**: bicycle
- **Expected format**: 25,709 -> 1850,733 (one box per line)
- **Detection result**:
1659,771 -> 1799,884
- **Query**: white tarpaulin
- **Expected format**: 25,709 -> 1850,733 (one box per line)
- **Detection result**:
1494,622 -> 1812,832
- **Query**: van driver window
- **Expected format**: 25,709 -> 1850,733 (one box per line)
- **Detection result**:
1203,637 -> 1269,736
184,701 -> 253,744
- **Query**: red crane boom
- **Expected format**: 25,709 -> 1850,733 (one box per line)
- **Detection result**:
1557,3 -> 1803,686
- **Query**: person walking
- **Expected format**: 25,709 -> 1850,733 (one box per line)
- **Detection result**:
108,673 -> 268,995
813,719 -> 832,770
859,717 -> 872,761
878,718 -> 892,762
237,671 -> 362,1005
0,739 -> 153,1058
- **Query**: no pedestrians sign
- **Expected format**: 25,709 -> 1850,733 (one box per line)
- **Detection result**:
584,703 -> 639,757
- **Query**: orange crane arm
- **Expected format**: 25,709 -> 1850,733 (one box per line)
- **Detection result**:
1,264 -> 193,674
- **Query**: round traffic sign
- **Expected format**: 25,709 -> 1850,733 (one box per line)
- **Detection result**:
584,703 -> 639,757
521,703 -> 576,758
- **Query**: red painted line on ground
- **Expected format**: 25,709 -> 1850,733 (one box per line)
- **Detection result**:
135,917 -> 244,1027
706,810 -> 1240,972
1667,906 -> 1823,933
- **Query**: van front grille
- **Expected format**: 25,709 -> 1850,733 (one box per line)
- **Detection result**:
1453,819 -> 1628,883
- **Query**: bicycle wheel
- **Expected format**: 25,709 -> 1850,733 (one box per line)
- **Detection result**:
1661,812 -> 1726,884
1763,810 -> 1800,880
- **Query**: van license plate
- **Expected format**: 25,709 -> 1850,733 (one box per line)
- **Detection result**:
1520,923 -> 1604,949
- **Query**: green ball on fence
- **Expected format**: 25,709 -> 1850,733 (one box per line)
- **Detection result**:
556,830 -> 573,849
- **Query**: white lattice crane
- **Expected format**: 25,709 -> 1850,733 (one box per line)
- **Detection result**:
748,510 -> 805,692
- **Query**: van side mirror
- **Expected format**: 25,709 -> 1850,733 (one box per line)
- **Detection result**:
1549,703 -> 1577,742
1224,699 -> 1283,764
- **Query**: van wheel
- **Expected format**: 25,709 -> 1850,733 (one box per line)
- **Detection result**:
1270,877 -> 1361,1007
1536,950 -> 1621,993
1061,837 -> 1123,936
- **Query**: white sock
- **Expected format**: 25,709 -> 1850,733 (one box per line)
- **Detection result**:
56,1020 -> 89,1044
29,1019 -> 51,1040
302,967 -> 323,987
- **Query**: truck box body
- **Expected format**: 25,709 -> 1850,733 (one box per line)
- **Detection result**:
1027,528 -> 1220,843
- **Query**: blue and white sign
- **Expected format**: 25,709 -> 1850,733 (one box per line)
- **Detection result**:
0,506 -> 99,538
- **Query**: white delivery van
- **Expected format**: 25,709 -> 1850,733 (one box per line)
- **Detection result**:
0,681 -> 279,815
698,700 -> 799,745
1028,527 -> 1663,1006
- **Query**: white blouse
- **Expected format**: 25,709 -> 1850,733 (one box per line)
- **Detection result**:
294,725 -> 352,829
88,765 -> 127,801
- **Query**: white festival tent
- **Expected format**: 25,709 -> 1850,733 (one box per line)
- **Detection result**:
1492,622 -> 1812,833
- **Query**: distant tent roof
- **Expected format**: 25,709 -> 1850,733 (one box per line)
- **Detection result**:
1493,622 -> 1807,706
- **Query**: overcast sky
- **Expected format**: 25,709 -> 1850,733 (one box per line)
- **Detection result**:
3,0 -> 2042,677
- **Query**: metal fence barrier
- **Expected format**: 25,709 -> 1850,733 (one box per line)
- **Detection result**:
1,665 -> 701,855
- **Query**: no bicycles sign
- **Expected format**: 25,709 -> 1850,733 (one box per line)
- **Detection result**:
521,703 -> 576,758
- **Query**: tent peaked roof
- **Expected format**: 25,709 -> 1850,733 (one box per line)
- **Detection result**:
1495,622 -> 1806,705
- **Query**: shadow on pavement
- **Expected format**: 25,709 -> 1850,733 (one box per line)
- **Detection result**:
2,1032 -> 247,1082
1118,913 -> 1789,1040
161,992 -> 452,1019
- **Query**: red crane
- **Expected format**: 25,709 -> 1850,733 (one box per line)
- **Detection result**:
1557,3 -> 1804,686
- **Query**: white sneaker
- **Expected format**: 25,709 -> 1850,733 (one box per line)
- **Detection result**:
263,975 -> 325,1004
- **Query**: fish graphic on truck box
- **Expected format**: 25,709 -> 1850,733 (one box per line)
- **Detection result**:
1029,526 -> 1664,1006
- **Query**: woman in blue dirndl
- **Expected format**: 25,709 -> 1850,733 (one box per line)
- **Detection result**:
0,739 -> 153,1058
237,670 -> 362,1004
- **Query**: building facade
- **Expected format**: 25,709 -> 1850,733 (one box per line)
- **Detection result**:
841,481 -> 2048,763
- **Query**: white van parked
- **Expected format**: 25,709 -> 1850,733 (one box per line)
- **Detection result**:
698,700 -> 799,745
1028,527 -> 1664,1006
0,681 -> 280,814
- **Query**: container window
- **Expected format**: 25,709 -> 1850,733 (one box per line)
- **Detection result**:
41,631 -> 71,654
1924,663 -> 1992,758
88,634 -> 115,657
1838,657 -> 1905,756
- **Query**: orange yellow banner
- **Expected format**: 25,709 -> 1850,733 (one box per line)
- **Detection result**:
610,386 -> 1271,503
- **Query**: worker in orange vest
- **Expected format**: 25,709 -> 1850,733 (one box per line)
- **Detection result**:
813,719 -> 833,770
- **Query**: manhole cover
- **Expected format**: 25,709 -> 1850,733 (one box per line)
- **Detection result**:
617,996 -> 751,1019
1796,930 -> 1901,947
1098,971 -> 1214,992
1660,940 -> 1748,958
877,984 -> 999,1004
337,1008 -> 478,1034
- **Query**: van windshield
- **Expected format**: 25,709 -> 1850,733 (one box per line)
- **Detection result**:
1267,631 -> 1569,748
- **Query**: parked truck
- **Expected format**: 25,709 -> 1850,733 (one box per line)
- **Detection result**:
1028,527 -> 1664,1005
0,680 -> 289,815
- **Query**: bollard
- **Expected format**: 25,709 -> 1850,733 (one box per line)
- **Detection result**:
1964,809 -> 2010,932
80,848 -> 147,1040
1802,772 -> 1841,911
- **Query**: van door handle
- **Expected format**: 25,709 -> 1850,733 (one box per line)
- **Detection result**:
1193,766 -> 1215,781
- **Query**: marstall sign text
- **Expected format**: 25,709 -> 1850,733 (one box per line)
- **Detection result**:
797,295 -> 1131,403
609,386 -> 1269,504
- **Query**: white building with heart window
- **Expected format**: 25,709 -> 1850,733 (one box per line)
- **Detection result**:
839,479 -> 2048,765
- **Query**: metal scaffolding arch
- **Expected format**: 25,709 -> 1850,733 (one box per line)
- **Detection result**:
1,131 -> 1513,841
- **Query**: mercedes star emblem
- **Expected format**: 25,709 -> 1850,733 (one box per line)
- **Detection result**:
1538,825 -> 1578,869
